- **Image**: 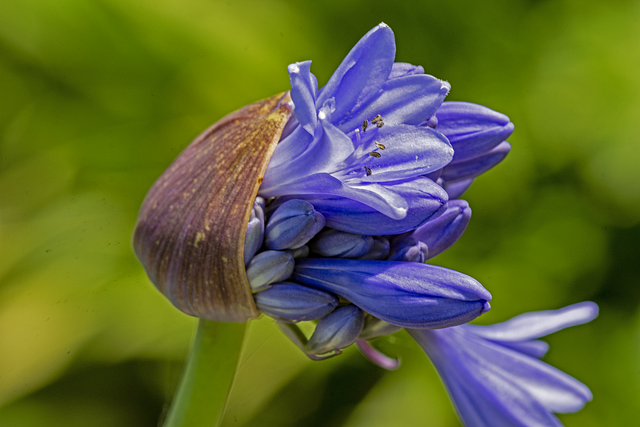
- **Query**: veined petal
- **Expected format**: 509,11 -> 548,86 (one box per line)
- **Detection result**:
267,125 -> 314,168
443,178 -> 474,199
336,74 -> 450,132
293,258 -> 491,328
436,101 -> 514,163
317,23 -> 396,119
346,125 -> 453,183
408,199 -> 471,259
288,61 -> 318,134
465,302 -> 599,343
388,62 -> 425,79
260,111 -> 355,192
440,141 -> 510,183
410,327 -> 592,426
260,172 -> 409,220
295,177 -> 447,235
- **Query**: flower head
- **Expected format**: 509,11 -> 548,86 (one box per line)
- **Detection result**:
409,302 -> 598,426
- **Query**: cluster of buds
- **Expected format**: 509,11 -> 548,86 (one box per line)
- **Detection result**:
134,24 -> 596,427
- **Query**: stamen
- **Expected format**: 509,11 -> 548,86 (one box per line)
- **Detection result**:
375,141 -> 386,150
363,166 -> 372,176
371,114 -> 383,124
362,120 -> 368,132
376,121 -> 384,128
369,152 -> 381,158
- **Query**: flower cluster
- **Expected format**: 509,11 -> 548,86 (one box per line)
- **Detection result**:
243,24 -> 595,426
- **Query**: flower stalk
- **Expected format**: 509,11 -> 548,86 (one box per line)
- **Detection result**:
163,320 -> 247,427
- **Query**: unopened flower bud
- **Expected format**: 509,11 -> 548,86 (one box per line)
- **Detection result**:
388,237 -> 429,263
358,237 -> 390,260
244,197 -> 265,265
441,141 -> 511,183
435,101 -> 514,163
310,228 -> 373,258
409,200 -> 471,259
307,305 -> 365,354
265,199 -> 326,250
253,282 -> 339,322
443,178 -> 474,200
246,250 -> 295,292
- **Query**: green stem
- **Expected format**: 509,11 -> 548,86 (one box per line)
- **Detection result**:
163,319 -> 247,427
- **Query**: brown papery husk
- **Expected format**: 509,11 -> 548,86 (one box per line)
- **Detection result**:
133,92 -> 293,321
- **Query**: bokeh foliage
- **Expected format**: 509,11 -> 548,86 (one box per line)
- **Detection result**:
1,0 -> 639,425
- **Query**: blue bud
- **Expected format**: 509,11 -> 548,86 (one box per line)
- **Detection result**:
244,197 -> 265,265
441,141 -> 511,183
310,228 -> 373,258
358,237 -> 390,260
253,282 -> 339,322
245,250 -> 294,292
443,178 -> 474,200
307,305 -> 365,354
435,101 -> 514,163
265,199 -> 326,250
409,200 -> 471,259
388,237 -> 429,263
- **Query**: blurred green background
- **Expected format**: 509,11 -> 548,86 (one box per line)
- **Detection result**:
1,0 -> 639,425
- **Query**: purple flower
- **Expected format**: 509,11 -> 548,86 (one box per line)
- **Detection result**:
292,258 -> 491,329
259,24 -> 454,222
409,302 -> 598,427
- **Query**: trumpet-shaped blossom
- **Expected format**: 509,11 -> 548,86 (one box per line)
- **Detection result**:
409,302 -> 597,426
237,23 -> 593,426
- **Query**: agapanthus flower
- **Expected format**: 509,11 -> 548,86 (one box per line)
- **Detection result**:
235,23 -> 596,426
134,20 -> 595,427
409,302 -> 598,426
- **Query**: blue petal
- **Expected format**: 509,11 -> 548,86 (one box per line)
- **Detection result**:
309,228 -> 373,258
408,199 -> 471,259
317,24 -> 396,121
436,101 -> 514,163
261,104 -> 355,193
387,237 -> 428,263
245,250 -> 295,292
496,340 -> 550,359
388,62 -> 425,79
465,302 -> 599,343
357,237 -> 390,260
244,197 -> 265,265
260,172 -> 410,220
288,61 -> 318,135
293,258 -> 491,328
336,74 -> 450,132
253,282 -> 338,322
267,125 -> 314,169
410,327 -> 592,426
440,141 -> 511,183
307,304 -> 365,354
443,178 -> 474,199
265,199 -> 325,250
345,125 -> 453,183
296,177 -> 447,235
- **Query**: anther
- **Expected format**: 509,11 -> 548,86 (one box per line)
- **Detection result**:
362,120 -> 368,132
376,121 -> 384,128
371,114 -> 383,124
369,152 -> 381,158
375,141 -> 386,150
364,166 -> 372,176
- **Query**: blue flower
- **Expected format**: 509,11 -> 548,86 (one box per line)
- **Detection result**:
409,302 -> 598,427
259,24 -> 454,222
